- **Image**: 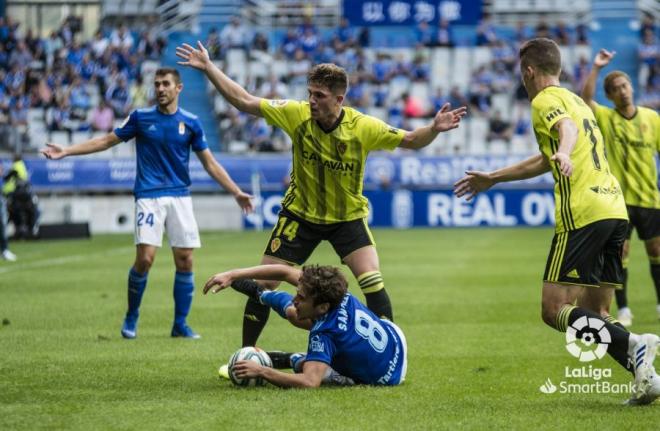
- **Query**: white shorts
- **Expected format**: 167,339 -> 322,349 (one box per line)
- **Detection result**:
134,196 -> 201,248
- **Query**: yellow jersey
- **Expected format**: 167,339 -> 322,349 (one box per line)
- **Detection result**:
260,99 -> 405,224
592,103 -> 660,208
531,86 -> 628,233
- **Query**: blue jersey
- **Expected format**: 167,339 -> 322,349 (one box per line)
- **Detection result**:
305,294 -> 405,385
114,106 -> 208,199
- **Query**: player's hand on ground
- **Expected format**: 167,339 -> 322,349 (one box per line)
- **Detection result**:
232,360 -> 262,378
234,191 -> 254,214
203,271 -> 234,294
176,41 -> 211,71
551,152 -> 573,177
594,49 -> 615,68
453,171 -> 494,201
432,103 -> 467,133
41,143 -> 66,160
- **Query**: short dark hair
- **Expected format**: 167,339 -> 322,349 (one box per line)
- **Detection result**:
155,67 -> 181,84
299,265 -> 348,309
519,38 -> 562,76
603,71 -> 632,95
307,63 -> 349,95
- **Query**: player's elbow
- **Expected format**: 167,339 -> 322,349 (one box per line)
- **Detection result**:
399,131 -> 420,150
557,118 -> 578,137
100,133 -> 120,150
299,376 -> 322,388
236,96 -> 262,117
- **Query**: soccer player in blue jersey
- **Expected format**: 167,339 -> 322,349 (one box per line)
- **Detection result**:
41,68 -> 253,339
203,264 -> 407,388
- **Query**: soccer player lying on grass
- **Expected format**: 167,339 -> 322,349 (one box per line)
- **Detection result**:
203,264 -> 407,388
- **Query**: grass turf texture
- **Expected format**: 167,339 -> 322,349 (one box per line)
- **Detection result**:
1,228 -> 659,430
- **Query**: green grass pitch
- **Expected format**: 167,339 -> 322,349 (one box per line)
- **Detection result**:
1,228 -> 659,430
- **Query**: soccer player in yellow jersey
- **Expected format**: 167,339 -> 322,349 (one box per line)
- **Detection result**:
454,38 -> 660,405
176,42 -> 466,346
581,48 -> 660,327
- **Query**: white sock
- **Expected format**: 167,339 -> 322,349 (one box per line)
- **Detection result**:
628,333 -> 641,357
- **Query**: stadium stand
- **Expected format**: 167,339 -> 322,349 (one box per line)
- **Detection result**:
0,0 -> 656,157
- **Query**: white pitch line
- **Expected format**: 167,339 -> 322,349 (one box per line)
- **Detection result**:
0,245 -> 134,275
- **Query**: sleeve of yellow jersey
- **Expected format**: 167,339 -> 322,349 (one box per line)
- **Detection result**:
531,91 -> 571,136
590,100 -> 610,123
359,114 -> 405,151
259,99 -> 304,136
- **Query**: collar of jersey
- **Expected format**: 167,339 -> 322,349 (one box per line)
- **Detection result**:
156,106 -> 180,116
615,106 -> 638,121
315,108 -> 345,134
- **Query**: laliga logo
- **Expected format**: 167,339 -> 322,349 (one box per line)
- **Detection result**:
565,316 -> 611,362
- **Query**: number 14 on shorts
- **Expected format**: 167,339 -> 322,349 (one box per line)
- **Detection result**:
137,212 -> 154,227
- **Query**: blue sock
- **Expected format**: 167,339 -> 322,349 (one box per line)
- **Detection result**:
127,267 -> 148,318
260,291 -> 293,319
173,271 -> 194,326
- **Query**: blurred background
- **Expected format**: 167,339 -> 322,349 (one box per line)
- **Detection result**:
0,0 -> 656,237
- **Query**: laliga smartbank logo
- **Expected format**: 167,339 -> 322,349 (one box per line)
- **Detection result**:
565,316 -> 610,362
539,317 -> 635,395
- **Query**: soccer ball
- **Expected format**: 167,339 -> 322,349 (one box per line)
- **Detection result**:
227,347 -> 272,387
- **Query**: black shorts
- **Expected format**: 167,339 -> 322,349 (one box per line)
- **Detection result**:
543,219 -> 627,288
626,205 -> 660,241
263,209 -> 375,265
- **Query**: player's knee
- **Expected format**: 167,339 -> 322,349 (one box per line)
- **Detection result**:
175,254 -> 193,271
540,301 -> 560,328
646,242 -> 660,259
134,256 -> 154,273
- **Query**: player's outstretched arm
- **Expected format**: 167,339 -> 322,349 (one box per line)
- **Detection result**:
176,41 -> 263,117
551,118 -> 577,177
233,359 -> 328,388
399,103 -> 467,149
196,149 -> 253,213
581,49 -> 615,110
454,153 -> 550,201
41,133 -> 122,160
204,264 -> 302,294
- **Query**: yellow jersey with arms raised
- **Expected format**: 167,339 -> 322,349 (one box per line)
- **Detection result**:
260,99 -> 405,224
592,103 -> 660,209
531,86 -> 628,233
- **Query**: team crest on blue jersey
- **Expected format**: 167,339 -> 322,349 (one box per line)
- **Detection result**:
178,121 -> 185,135
270,238 -> 281,253
310,335 -> 324,353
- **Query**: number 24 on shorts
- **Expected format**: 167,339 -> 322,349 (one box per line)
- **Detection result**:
137,212 -> 154,227
274,218 -> 299,241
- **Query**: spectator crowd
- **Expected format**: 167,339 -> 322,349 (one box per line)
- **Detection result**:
0,14 -> 165,153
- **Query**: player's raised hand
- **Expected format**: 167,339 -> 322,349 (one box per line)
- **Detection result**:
453,171 -> 494,201
551,152 -> 573,177
176,41 -> 211,71
203,271 -> 234,294
41,143 -> 66,160
234,191 -> 255,214
594,49 -> 615,68
432,103 -> 467,133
